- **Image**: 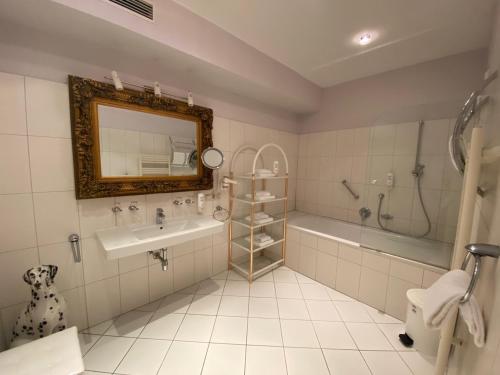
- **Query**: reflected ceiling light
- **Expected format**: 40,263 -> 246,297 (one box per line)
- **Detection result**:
358,33 -> 372,45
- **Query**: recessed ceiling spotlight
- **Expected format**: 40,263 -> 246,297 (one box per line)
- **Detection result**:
359,33 -> 372,46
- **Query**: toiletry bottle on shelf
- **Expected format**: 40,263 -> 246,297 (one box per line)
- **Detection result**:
273,161 -> 279,175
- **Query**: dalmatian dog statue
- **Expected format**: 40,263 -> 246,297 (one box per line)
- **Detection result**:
10,265 -> 67,348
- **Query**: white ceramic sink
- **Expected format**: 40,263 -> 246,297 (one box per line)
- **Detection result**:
96,215 -> 224,259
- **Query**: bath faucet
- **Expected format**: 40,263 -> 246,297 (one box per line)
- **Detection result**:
156,208 -> 166,225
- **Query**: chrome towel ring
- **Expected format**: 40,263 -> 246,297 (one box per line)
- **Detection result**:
460,243 -> 500,303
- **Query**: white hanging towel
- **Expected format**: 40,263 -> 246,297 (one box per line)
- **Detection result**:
423,269 -> 484,347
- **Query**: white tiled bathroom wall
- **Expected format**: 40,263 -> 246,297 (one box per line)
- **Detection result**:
0,71 -> 298,349
296,121 -> 461,243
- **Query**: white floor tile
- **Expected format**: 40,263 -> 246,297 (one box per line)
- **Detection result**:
249,297 -> 279,318
284,347 -> 329,375
187,294 -> 222,315
140,313 -> 184,340
334,301 -> 373,322
78,334 -> 100,356
223,280 -> 250,296
83,336 -> 135,373
273,268 -> 297,283
277,298 -> 310,319
312,321 -> 356,349
361,351 -> 413,375
323,349 -> 371,375
399,352 -> 436,375
78,266 -> 423,375
211,316 -> 247,344
326,287 -> 354,301
294,272 -> 317,284
254,270 -> 274,282
115,338 -> 171,375
245,345 -> 287,375
82,320 -> 113,335
159,293 -> 194,314
300,283 -> 330,300
227,270 -> 246,281
196,279 -> 226,295
378,323 -> 414,351
104,310 -> 152,337
247,318 -> 283,346
275,283 -> 302,299
218,296 -> 249,317
364,305 -> 402,324
211,271 -> 229,280
175,314 -> 216,342
346,322 -> 393,350
250,281 -> 276,297
305,300 -> 341,321
157,341 -> 208,375
177,283 -> 200,294
281,319 -> 319,348
202,343 -> 245,375
135,299 -> 163,312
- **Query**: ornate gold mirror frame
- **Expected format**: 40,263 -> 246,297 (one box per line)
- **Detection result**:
68,75 -> 213,199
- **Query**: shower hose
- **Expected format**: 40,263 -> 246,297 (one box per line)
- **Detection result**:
376,174 -> 432,239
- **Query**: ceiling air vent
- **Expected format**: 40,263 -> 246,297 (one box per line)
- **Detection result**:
108,0 -> 153,20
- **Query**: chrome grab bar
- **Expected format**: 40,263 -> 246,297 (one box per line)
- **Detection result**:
68,233 -> 81,263
459,243 -> 500,303
342,179 -> 359,200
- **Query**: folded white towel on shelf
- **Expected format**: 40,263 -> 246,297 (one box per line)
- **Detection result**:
244,193 -> 276,201
256,190 -> 272,196
245,212 -> 272,223
254,212 -> 270,219
423,269 -> 484,347
246,169 -> 276,177
246,217 -> 274,225
245,233 -> 273,244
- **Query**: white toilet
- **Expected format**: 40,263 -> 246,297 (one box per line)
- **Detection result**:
405,288 -> 441,356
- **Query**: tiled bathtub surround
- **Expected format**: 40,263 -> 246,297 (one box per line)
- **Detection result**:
296,120 -> 462,243
285,226 -> 446,320
0,71 -> 298,349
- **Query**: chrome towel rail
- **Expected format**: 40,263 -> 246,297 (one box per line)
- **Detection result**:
449,70 -> 497,176
460,243 -> 500,303
342,179 -> 359,200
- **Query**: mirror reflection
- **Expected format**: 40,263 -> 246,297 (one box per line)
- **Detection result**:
97,104 -> 198,177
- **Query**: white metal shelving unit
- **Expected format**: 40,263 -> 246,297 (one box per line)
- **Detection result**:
228,143 -> 289,282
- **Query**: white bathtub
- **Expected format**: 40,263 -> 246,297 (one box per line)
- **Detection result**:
286,211 -> 451,319
288,211 -> 452,269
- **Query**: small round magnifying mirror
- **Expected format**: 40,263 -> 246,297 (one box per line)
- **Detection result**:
201,147 -> 224,170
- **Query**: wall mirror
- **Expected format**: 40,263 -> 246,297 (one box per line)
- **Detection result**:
68,75 -> 214,199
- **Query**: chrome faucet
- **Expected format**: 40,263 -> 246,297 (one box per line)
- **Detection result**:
156,208 -> 166,225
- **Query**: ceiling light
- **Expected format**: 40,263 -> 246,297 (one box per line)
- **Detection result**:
111,70 -> 123,90
359,33 -> 372,46
154,81 -> 161,97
